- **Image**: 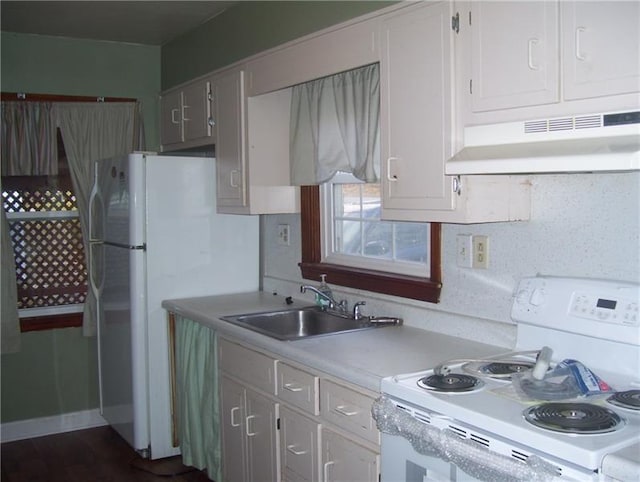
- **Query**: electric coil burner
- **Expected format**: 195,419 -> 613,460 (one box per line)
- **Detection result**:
463,360 -> 535,380
608,390 -> 640,411
417,373 -> 483,392
523,402 -> 624,434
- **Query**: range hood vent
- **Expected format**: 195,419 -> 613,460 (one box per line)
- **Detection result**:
447,111 -> 640,175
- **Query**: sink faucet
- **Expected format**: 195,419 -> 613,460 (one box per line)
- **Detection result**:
300,285 -> 348,313
352,301 -> 367,320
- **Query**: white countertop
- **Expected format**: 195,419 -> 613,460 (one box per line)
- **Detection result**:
162,291 -> 507,392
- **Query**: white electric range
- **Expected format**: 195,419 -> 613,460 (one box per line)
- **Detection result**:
377,276 -> 640,481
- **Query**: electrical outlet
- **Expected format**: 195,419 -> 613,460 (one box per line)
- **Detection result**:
456,234 -> 473,268
472,235 -> 489,269
277,224 -> 290,246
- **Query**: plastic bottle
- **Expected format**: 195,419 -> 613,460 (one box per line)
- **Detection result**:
317,274 -> 333,309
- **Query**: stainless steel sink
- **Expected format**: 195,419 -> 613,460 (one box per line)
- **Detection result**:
220,306 -> 400,341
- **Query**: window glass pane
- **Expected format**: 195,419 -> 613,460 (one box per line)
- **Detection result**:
8,217 -> 87,309
363,220 -> 392,259
328,180 -> 429,274
2,173 -> 87,312
336,219 -> 361,255
396,222 -> 429,263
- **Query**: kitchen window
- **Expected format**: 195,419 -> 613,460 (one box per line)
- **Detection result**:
1,134 -> 86,331
322,173 -> 430,278
300,184 -> 442,303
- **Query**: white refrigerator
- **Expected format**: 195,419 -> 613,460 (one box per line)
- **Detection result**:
89,152 -> 259,459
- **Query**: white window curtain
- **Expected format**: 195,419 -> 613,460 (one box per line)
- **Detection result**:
1,101 -> 57,176
290,63 -> 380,185
55,102 -> 144,336
1,207 -> 20,354
1,100 -> 59,354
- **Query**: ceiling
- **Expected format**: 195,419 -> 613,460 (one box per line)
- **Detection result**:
1,1 -> 238,46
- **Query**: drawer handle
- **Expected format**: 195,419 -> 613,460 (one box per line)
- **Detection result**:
246,415 -> 256,437
386,157 -> 399,182
323,461 -> 335,481
527,38 -> 540,71
230,169 -> 240,188
575,27 -> 587,61
230,406 -> 241,428
334,405 -> 358,417
283,383 -> 304,393
286,444 -> 307,456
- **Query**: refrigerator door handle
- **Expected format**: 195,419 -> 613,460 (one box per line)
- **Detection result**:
88,187 -> 104,243
103,241 -> 146,251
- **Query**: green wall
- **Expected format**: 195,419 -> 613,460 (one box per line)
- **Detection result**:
162,1 -> 395,89
1,32 -> 161,149
1,32 -> 160,423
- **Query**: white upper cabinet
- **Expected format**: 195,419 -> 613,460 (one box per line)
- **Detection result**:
215,67 -> 299,215
562,1 -> 640,101
160,76 -> 215,150
458,0 -> 640,125
379,1 -> 531,223
214,68 -> 247,211
469,1 -> 559,112
380,1 -> 456,218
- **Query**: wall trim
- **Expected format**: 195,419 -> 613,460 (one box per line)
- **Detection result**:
1,409 -> 107,443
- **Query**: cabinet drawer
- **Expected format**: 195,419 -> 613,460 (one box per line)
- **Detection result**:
320,380 -> 379,445
219,338 -> 276,395
277,363 -> 319,415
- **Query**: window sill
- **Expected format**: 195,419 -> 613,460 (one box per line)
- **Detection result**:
299,261 -> 441,303
20,312 -> 83,332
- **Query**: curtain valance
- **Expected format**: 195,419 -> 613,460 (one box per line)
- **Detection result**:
290,63 -> 380,185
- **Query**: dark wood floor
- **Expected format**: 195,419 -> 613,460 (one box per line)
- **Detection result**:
1,426 -> 212,482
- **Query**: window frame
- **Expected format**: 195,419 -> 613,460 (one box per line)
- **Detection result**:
298,186 -> 442,303
321,176 -> 431,278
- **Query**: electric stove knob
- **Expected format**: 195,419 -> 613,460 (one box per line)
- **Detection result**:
530,288 -> 546,306
515,289 -> 530,305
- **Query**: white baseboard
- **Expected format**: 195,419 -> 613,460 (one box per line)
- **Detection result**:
1,409 -> 108,443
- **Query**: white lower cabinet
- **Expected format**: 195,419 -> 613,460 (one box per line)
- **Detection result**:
219,337 -> 380,482
220,375 -> 279,482
321,429 -> 378,482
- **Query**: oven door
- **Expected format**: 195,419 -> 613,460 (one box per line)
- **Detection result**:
382,433 -> 480,482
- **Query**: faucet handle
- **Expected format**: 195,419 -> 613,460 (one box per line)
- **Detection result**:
353,301 -> 366,320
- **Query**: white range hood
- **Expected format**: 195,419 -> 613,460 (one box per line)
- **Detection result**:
446,111 -> 640,175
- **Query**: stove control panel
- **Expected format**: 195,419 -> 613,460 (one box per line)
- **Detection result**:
570,291 -> 638,326
512,276 -> 640,345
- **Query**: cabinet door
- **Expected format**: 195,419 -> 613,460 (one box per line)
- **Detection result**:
321,429 -> 378,482
470,1 -> 559,112
380,2 -> 456,218
215,69 -> 247,209
182,79 -> 213,143
160,89 -> 183,146
279,406 -> 319,482
221,376 -> 246,482
562,1 -> 640,101
245,387 -> 279,482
